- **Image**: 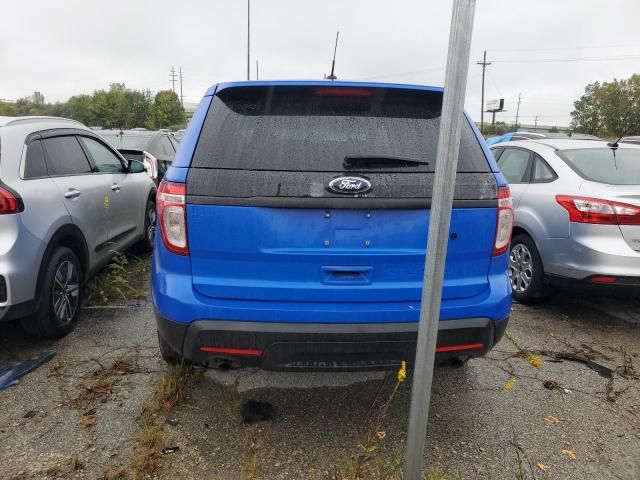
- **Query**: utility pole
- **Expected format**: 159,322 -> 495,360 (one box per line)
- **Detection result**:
534,115 -> 538,131
327,31 -> 339,80
247,0 -> 251,80
476,50 -> 491,135
179,67 -> 184,106
169,67 -> 177,93
403,0 -> 476,476
256,60 -> 259,80
515,93 -> 522,129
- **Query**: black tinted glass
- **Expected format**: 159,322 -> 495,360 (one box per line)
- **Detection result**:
192,86 -> 489,172
42,136 -> 92,176
80,137 -> 124,173
24,140 -> 48,178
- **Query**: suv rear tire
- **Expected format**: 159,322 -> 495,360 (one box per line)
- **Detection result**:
509,234 -> 546,303
21,247 -> 83,338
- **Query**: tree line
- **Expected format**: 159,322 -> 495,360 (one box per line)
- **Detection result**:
571,73 -> 640,137
0,83 -> 186,130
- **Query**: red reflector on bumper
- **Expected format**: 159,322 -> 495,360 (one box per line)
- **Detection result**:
435,343 -> 484,353
588,275 -> 617,284
200,347 -> 263,356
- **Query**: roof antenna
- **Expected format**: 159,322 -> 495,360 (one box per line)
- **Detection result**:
607,135 -> 623,149
326,31 -> 339,81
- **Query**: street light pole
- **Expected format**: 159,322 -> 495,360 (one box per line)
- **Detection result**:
403,0 -> 477,478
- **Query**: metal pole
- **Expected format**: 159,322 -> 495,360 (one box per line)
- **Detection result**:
515,92 -> 521,129
403,0 -> 476,478
247,0 -> 251,80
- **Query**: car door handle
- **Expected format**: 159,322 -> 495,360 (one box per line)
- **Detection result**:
111,183 -> 121,192
64,189 -> 81,199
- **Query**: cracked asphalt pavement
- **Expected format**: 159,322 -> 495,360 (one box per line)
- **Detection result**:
1,262 -> 639,479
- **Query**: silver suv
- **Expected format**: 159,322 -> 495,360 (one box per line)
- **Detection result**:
0,116 -> 156,337
491,139 -> 640,302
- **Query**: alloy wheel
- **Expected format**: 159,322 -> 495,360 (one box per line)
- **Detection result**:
52,260 -> 79,324
147,205 -> 157,244
509,243 -> 533,293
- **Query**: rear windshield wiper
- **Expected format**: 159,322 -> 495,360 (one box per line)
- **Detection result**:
343,154 -> 429,169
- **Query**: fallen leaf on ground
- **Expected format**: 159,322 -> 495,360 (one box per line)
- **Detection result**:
561,449 -> 577,460
544,416 -> 560,425
504,377 -> 516,392
537,463 -> 549,472
527,354 -> 543,368
543,379 -> 560,390
79,415 -> 96,428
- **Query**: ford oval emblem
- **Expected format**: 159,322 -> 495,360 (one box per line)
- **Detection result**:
328,176 -> 372,195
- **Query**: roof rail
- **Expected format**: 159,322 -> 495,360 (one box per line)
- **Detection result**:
0,116 -> 86,128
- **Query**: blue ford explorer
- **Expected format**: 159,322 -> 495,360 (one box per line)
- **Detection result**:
152,80 -> 513,371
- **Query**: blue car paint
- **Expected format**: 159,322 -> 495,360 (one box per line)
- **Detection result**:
155,80 -> 511,345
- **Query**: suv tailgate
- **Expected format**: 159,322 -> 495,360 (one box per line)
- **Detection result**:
185,85 -> 497,304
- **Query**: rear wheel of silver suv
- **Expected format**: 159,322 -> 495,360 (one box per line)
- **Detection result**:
21,247 -> 83,338
136,199 -> 156,252
509,234 -> 546,303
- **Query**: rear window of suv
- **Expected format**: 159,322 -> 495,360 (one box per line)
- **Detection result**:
559,148 -> 640,185
192,86 -> 489,173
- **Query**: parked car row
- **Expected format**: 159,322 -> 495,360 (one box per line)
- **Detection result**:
3,82 -> 639,377
0,116 -> 157,336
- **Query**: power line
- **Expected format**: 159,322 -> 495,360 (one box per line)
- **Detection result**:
490,43 -> 640,54
492,54 -> 640,64
169,66 -> 177,93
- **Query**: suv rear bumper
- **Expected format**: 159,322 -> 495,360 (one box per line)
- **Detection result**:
157,314 -> 509,371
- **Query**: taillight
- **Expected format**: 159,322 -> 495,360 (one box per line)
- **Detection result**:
143,151 -> 158,180
0,186 -> 23,215
157,181 -> 188,255
493,186 -> 514,256
555,195 -> 640,225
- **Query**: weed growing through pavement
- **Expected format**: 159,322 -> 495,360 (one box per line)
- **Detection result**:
338,362 -> 406,479
86,252 -> 147,305
103,361 -> 200,480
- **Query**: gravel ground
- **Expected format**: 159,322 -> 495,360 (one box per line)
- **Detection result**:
1,265 -> 639,479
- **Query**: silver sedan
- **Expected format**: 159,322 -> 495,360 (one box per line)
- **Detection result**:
491,139 -> 640,302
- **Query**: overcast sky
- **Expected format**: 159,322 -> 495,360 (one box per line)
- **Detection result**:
2,0 -> 639,127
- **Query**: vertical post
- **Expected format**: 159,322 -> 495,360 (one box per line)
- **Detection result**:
179,67 -> 184,107
515,93 -> 522,129
479,50 -> 486,134
403,0 -> 476,478
247,0 -> 251,80
256,60 -> 259,80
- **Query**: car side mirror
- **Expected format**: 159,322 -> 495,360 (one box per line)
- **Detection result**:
129,159 -> 147,174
